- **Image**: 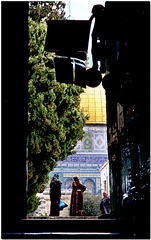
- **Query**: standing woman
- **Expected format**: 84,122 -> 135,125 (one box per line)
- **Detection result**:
50,173 -> 62,216
70,176 -> 86,216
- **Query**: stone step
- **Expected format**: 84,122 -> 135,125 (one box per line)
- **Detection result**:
6,217 -> 136,239
27,216 -> 99,219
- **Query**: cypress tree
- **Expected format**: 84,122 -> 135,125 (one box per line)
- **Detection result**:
27,2 -> 87,214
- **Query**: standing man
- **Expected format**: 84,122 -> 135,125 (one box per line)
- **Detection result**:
99,191 -> 111,218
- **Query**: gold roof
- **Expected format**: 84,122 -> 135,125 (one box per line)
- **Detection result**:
80,83 -> 107,124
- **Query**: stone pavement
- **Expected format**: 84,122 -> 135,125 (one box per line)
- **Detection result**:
59,195 -> 71,217
27,216 -> 98,219
33,193 -> 71,217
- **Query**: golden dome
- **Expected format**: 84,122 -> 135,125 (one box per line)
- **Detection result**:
80,83 -> 107,124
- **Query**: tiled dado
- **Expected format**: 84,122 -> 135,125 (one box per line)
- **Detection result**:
64,173 -> 100,177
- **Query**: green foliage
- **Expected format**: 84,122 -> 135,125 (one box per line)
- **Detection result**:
29,1 -> 66,22
83,193 -> 101,216
26,193 -> 41,214
27,2 -> 87,214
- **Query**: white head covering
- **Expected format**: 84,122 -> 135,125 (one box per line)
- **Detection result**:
51,173 -> 60,183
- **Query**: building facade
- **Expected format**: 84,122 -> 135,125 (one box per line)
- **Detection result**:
46,83 -> 108,195
101,2 -> 150,222
100,159 -> 110,198
48,124 -> 108,195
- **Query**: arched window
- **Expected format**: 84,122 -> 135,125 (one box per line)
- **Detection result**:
66,180 -> 72,189
84,179 -> 95,194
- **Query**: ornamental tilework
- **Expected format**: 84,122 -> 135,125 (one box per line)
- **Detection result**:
83,133 -> 92,150
74,125 -> 108,154
47,125 -> 108,195
94,133 -> 105,150
64,173 -> 100,178
96,178 -> 100,192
